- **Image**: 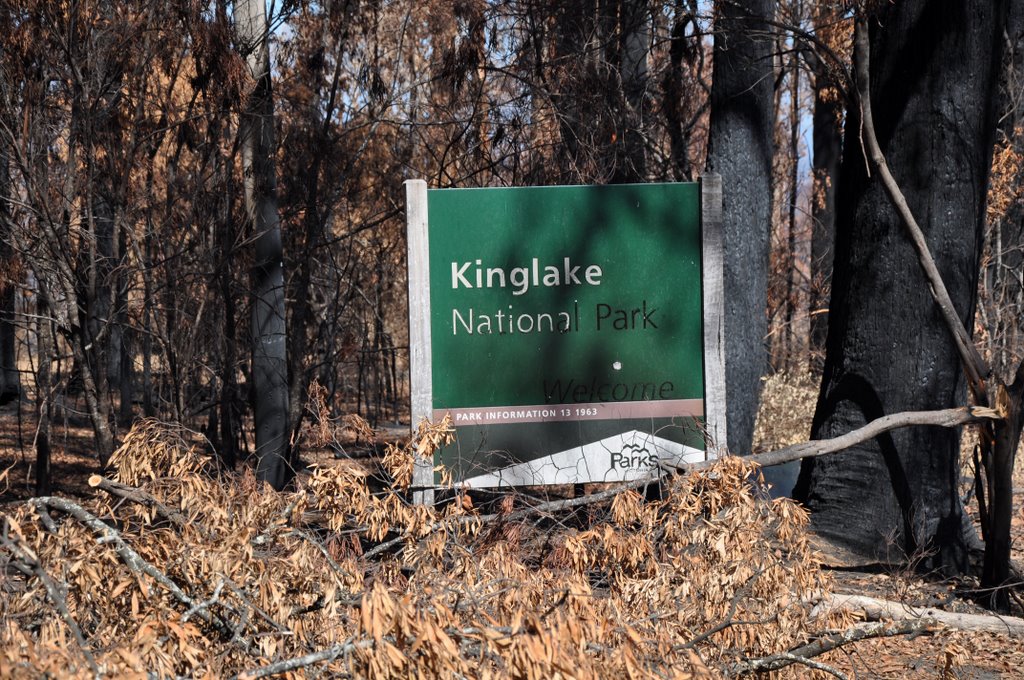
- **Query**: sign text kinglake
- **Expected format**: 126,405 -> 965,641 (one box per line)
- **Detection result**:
406,180 -> 725,493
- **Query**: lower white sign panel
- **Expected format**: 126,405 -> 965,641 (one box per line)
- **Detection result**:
459,430 -> 708,488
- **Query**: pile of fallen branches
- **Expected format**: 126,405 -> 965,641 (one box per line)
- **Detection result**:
0,416 -> 994,678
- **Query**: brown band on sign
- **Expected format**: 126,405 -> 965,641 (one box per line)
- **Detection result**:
435,398 -> 704,426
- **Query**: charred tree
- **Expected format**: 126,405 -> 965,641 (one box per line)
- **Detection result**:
705,0 -> 775,454
0,142 -> 18,405
662,1 -> 704,181
236,0 -> 290,489
794,0 -> 1007,572
33,303 -> 54,496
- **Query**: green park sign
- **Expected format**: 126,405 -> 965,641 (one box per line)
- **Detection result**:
406,179 -> 725,498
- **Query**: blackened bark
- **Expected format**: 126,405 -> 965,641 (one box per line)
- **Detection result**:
989,0 -> 1024,382
978,0 -> 1024,609
141,226 -> 155,419
68,199 -> 115,463
34,303 -> 53,496
784,52 -> 802,371
984,365 -> 1024,607
795,0 -> 1007,571
286,155 -> 322,445
705,0 -> 774,454
114,224 -> 131,427
0,241 -> 16,405
117,323 -> 132,428
550,0 -> 592,178
236,0 -> 290,489
0,144 -> 18,404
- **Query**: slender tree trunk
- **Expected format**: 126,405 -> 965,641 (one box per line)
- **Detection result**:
59,93 -> 116,464
33,298 -> 53,496
117,324 -> 132,427
794,0 -> 1007,572
974,0 -> 1024,609
551,0 -> 594,180
808,11 -> 844,365
79,195 -> 115,453
236,0 -> 289,489
219,248 -> 239,469
141,223 -> 155,418
218,164 -> 239,469
286,160 -> 321,444
705,0 -> 775,454
0,143 -> 19,404
116,214 -> 131,427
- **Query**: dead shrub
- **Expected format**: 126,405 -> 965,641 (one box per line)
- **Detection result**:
1,417 -> 839,678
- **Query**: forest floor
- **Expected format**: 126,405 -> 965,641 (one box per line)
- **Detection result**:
2,380 -> 1024,677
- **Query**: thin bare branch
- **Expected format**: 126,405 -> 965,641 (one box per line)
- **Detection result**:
31,496 -> 237,641
0,520 -> 100,675
234,638 -> 374,680
88,474 -> 202,535
666,407 -> 998,473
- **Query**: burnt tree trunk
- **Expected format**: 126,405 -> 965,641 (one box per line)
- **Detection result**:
33,301 -> 53,496
705,0 -> 775,454
236,0 -> 290,490
0,143 -> 18,405
976,0 -> 1024,609
794,0 -> 1007,572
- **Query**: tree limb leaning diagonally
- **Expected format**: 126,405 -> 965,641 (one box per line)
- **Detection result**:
852,14 -> 1022,606
852,17 -> 990,393
31,496 -> 237,640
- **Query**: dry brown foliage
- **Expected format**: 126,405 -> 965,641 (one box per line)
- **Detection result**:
986,126 -> 1022,225
1,417 -> 843,678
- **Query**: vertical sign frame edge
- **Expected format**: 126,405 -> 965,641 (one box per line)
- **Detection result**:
405,179 -> 434,505
700,173 -> 727,455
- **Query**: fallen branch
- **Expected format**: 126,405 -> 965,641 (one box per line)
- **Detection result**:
730,619 -> 937,676
364,476 -> 666,560
496,475 -> 661,522
31,496 -> 237,641
234,638 -> 374,679
740,651 -> 851,679
813,593 -> 1024,636
0,519 -> 100,675
742,406 -> 999,469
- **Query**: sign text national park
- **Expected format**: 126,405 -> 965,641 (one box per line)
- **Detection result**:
406,180 -> 724,493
